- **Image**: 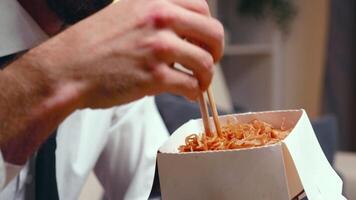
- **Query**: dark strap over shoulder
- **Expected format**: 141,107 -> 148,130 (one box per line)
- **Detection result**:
35,131 -> 59,200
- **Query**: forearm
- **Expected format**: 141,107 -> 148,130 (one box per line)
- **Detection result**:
0,49 -> 81,165
0,0 -> 225,165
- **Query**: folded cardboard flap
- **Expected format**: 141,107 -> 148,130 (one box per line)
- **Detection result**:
282,143 -> 304,199
282,110 -> 345,200
158,109 -> 345,200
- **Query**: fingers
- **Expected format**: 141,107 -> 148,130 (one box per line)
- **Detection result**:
171,6 -> 224,62
148,30 -> 214,91
148,2 -> 224,62
169,0 -> 211,16
152,64 -> 200,100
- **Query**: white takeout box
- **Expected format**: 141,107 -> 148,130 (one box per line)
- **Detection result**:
157,110 -> 346,200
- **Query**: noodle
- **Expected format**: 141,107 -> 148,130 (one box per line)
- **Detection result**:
178,119 -> 291,152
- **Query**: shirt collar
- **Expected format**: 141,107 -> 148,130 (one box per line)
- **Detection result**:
0,0 -> 48,57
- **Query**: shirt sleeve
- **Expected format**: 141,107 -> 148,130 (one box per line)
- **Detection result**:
94,96 -> 169,200
0,151 -> 24,191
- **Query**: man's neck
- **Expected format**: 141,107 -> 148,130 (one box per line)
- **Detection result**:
17,0 -> 63,36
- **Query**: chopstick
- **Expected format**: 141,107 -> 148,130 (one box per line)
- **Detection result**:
207,87 -> 222,137
198,93 -> 212,136
198,86 -> 222,137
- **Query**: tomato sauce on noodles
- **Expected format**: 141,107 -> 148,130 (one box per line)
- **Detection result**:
179,119 -> 291,152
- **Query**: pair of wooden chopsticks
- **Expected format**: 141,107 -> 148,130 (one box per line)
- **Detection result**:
198,87 -> 222,137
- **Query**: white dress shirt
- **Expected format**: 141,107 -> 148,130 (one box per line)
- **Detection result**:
0,1 -> 169,199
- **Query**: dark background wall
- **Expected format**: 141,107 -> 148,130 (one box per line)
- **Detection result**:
324,0 -> 356,151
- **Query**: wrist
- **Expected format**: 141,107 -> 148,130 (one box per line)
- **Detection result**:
0,49 -> 84,164
36,38 -> 89,105
3,46 -> 84,116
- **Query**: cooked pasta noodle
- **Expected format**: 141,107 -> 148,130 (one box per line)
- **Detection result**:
179,119 -> 291,152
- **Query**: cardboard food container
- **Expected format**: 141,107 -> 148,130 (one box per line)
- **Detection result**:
157,110 -> 346,200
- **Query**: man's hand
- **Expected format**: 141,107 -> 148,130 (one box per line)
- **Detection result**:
0,0 -> 224,164
29,0 -> 224,108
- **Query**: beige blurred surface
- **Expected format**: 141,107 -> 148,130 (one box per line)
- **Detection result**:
79,172 -> 103,200
207,0 -> 330,117
282,0 -> 329,118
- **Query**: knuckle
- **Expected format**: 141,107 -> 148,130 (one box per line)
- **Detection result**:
148,32 -> 173,55
141,33 -> 174,56
198,53 -> 214,77
190,92 -> 199,100
210,19 -> 225,60
187,78 -> 198,90
201,74 -> 211,88
213,20 -> 225,42
146,2 -> 175,28
203,54 -> 214,71
152,40 -> 172,56
151,65 -> 169,83
148,0 -> 165,12
183,79 -> 199,96
194,0 -> 210,15
200,63 -> 213,89
200,0 -> 211,14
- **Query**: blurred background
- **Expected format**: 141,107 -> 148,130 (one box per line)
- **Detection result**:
80,0 -> 355,199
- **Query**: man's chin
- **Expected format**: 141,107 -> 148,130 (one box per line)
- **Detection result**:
46,0 -> 113,25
